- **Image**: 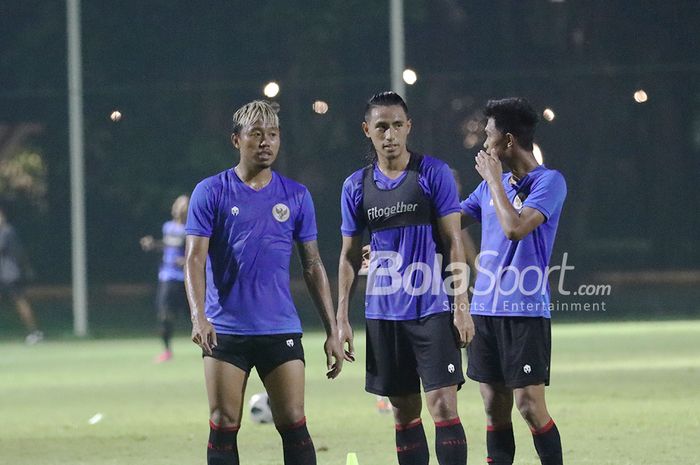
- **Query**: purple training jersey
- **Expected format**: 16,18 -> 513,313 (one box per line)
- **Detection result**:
159,220 -> 186,282
461,165 -> 567,318
341,154 -> 461,321
186,169 -> 317,335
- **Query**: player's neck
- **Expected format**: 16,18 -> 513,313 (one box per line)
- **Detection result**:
506,152 -> 539,181
234,164 -> 273,190
376,150 -> 410,179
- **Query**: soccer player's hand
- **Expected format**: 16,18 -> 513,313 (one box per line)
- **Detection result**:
358,244 -> 371,276
475,150 -> 502,185
453,308 -> 475,348
337,319 -> 355,363
191,316 -> 217,356
140,235 -> 155,251
324,333 -> 344,379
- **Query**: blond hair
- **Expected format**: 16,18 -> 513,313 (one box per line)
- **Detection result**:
232,100 -> 279,135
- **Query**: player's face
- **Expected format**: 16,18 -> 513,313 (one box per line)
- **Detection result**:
483,117 -> 510,160
363,105 -> 412,162
232,121 -> 280,169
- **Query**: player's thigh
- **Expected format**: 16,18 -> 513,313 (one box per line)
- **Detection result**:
261,359 -> 306,427
466,315 -> 505,383
410,312 -> 464,393
203,356 -> 250,426
500,317 -> 551,389
365,319 -> 420,397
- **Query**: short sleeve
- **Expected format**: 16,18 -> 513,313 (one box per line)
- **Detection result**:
427,163 -> 461,218
460,181 -> 485,222
294,189 -> 318,243
340,175 -> 365,237
523,171 -> 567,222
185,181 -> 215,237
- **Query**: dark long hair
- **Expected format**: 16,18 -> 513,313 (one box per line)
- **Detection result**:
364,91 -> 410,163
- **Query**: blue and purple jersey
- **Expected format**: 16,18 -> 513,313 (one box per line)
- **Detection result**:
159,221 -> 186,282
341,154 -> 461,321
461,165 -> 567,318
186,169 -> 317,335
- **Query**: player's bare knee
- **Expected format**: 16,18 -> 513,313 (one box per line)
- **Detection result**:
272,404 -> 306,429
483,401 -> 511,426
426,392 -> 458,422
515,394 -> 546,425
209,408 -> 240,429
390,395 -> 422,425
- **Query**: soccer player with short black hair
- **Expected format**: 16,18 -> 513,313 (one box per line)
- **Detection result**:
185,100 -> 344,465
461,97 -> 566,465
337,91 -> 475,465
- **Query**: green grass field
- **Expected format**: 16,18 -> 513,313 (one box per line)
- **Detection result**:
1,320 -> 699,465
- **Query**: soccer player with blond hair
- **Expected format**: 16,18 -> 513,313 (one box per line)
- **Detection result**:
185,100 -> 343,465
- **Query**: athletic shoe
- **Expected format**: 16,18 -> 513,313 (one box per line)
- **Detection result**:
154,350 -> 173,363
376,396 -> 392,413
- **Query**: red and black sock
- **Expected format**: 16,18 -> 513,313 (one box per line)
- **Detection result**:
207,420 -> 239,465
486,423 -> 515,465
395,419 -> 429,465
435,417 -> 467,465
531,419 -> 562,465
277,417 -> 316,465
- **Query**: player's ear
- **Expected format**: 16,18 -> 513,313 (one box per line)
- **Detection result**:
505,133 -> 514,148
406,118 -> 412,135
362,121 -> 371,138
231,133 -> 240,149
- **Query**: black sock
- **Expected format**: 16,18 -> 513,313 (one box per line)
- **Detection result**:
435,417 -> 467,465
207,420 -> 239,465
160,319 -> 173,350
277,417 -> 316,465
395,419 -> 429,465
486,423 -> 515,465
531,419 -> 562,465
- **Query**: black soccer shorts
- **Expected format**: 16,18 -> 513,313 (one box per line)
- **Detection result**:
467,315 -> 551,388
155,279 -> 188,319
365,312 -> 465,397
206,333 -> 305,379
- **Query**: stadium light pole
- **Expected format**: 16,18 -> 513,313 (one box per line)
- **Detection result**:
67,0 -> 89,337
390,0 -> 406,98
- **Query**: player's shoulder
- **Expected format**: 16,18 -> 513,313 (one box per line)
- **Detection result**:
274,171 -> 310,196
342,166 -> 367,189
418,153 -> 450,173
194,169 -> 231,192
533,166 -> 567,189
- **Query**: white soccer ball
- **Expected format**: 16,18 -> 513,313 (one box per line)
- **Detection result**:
249,392 -> 273,424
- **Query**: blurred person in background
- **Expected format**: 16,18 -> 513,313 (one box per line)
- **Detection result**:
0,206 -> 42,345
140,194 -> 189,363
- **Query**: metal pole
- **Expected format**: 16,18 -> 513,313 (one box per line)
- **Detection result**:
67,0 -> 88,337
390,0 -> 406,98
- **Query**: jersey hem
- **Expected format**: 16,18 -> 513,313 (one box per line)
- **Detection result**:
364,307 -> 450,321
213,327 -> 304,335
